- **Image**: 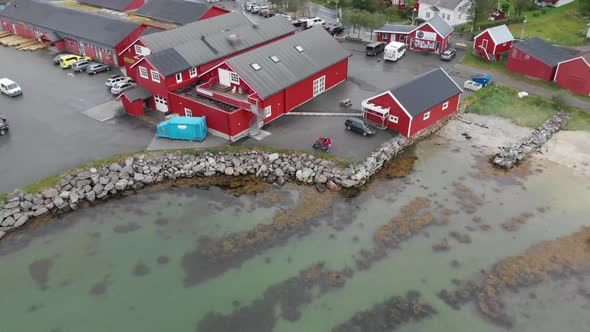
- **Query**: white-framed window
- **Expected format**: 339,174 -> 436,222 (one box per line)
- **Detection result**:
139,66 -> 148,79
230,72 -> 240,84
151,70 -> 160,83
389,115 -> 399,123
313,76 -> 326,96
189,67 -> 197,78
176,72 -> 183,83
442,101 -> 449,110
423,112 -> 431,120
264,105 -> 272,118
184,108 -> 192,117
134,45 -> 142,54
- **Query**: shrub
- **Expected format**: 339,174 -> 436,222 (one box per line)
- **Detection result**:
551,91 -> 571,111
532,11 -> 540,17
540,8 -> 547,14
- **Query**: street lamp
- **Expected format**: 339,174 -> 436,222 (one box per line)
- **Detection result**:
520,16 -> 527,40
411,8 -> 417,26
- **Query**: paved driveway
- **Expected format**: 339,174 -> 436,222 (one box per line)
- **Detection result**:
0,46 -> 153,193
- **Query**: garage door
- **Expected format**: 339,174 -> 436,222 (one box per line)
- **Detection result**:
154,95 -> 168,112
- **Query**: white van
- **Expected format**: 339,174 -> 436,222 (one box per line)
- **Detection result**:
383,41 -> 408,62
305,17 -> 325,29
0,78 -> 22,97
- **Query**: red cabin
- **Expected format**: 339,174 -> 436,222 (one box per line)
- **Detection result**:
506,37 -> 573,81
473,24 -> 514,61
406,15 -> 453,54
362,68 -> 462,137
554,52 -> 590,96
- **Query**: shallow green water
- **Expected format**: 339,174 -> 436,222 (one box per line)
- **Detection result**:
1,136 -> 589,332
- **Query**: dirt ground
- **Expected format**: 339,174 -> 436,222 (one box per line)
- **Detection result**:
438,113 -> 590,177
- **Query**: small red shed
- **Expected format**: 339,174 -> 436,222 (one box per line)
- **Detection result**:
506,37 -> 573,81
554,51 -> 590,96
406,15 -> 453,54
473,24 -> 514,61
120,87 -> 153,116
362,68 -> 462,137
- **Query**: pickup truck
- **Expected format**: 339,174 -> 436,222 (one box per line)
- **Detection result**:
304,17 -> 325,29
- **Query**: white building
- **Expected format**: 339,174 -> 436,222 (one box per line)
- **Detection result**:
418,0 -> 472,27
534,0 -> 575,7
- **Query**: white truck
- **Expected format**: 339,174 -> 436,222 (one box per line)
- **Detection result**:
304,17 -> 325,29
383,41 -> 407,62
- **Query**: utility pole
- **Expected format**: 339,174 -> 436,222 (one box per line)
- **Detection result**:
520,16 -> 527,40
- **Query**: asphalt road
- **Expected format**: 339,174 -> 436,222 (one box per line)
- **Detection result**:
0,46 -> 153,193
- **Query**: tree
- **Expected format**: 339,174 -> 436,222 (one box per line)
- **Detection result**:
501,3 -> 510,14
581,0 -> 590,16
469,0 -> 494,35
513,0 -> 531,18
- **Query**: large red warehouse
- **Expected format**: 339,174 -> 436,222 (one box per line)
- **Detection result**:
554,51 -> 590,96
473,24 -> 514,61
362,68 -> 462,137
132,0 -> 229,26
121,14 -> 295,114
506,37 -> 573,81
77,0 -> 145,12
168,27 -> 351,141
0,0 -> 147,66
374,15 -> 453,54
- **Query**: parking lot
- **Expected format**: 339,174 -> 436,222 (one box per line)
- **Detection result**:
0,46 -> 153,193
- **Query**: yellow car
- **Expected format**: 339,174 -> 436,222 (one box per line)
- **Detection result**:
59,55 -> 91,69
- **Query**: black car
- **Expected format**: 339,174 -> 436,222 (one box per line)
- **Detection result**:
328,24 -> 344,35
86,63 -> 111,75
345,118 -> 376,136
0,115 -> 8,136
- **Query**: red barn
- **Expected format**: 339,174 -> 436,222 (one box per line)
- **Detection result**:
120,87 -> 153,116
168,27 -> 350,141
406,15 -> 453,54
506,37 -> 573,81
473,24 -> 514,61
77,0 -> 145,12
132,0 -> 229,26
375,24 -> 415,44
0,0 -> 147,66
554,51 -> 590,96
121,14 -> 295,115
362,68 -> 462,137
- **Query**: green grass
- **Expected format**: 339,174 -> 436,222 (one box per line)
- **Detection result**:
460,51 -> 590,103
507,1 -> 590,46
465,85 -> 590,132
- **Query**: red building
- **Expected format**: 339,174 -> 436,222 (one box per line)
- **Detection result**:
120,87 -> 153,116
554,51 -> 590,96
77,0 -> 145,12
121,14 -> 295,114
362,68 -> 462,137
506,37 -> 573,81
0,0 -> 147,66
375,15 -> 453,54
132,0 -> 229,26
166,27 -> 350,141
473,24 -> 514,61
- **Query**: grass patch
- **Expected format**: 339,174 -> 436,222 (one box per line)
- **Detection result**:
465,85 -> 590,132
460,51 -> 590,103
507,2 -> 590,46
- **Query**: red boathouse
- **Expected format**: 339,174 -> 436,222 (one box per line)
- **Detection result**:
506,37 -> 573,81
473,24 -> 514,61
554,51 -> 590,96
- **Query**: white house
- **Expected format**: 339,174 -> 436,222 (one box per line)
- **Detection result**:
418,0 -> 472,27
534,0 -> 575,8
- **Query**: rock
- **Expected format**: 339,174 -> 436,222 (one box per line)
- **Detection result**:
1,216 -> 15,227
53,196 -> 64,207
315,183 -> 327,193
70,192 -> 80,204
143,176 -> 154,184
3,201 -> 20,209
134,173 -> 145,182
93,184 -> 104,194
59,191 -> 70,199
256,165 -> 268,177
104,183 -> 115,192
301,168 -> 313,180
334,179 -> 358,188
268,153 -> 279,162
85,191 -> 96,202
274,168 -> 284,177
13,215 -> 29,228
224,167 -> 235,176
204,171 -> 216,177
314,174 -> 328,184
42,188 -> 59,199
109,163 -> 122,172
33,207 -> 48,217
76,171 -> 92,180
295,170 -> 303,181
277,176 -> 285,185
20,201 -> 34,211
115,179 -> 128,191
326,180 -> 340,191
99,177 -> 109,185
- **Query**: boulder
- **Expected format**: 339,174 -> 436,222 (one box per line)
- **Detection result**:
93,184 -> 104,194
296,170 -> 303,182
59,191 -> 70,199
76,171 -> 92,180
115,180 -> 128,191
314,174 -> 328,184
301,168 -> 313,180
274,168 -> 284,177
224,167 -> 235,176
1,216 -> 15,227
109,163 -> 122,172
277,176 -> 285,186
3,201 -> 20,210
70,192 -> 80,204
33,207 -> 48,217
13,215 -> 29,228
268,153 -> 279,162
85,191 -> 96,202
326,180 -> 340,191
134,173 -> 145,182
42,188 -> 59,199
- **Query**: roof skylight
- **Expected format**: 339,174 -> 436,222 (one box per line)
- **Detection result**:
250,63 -> 261,71
295,45 -> 304,52
270,55 -> 280,63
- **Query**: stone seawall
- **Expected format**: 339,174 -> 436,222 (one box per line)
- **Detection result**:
0,114 -> 455,240
492,113 -> 569,169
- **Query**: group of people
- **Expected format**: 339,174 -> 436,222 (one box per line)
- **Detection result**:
315,136 -> 332,150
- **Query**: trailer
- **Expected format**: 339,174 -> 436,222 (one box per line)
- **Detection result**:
156,115 -> 208,141
471,74 -> 492,87
383,41 -> 407,62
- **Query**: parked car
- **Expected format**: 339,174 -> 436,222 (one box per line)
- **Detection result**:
246,2 -> 257,11
345,118 -> 376,136
279,13 -> 291,21
52,52 -> 73,65
305,17 -> 325,29
0,78 -> 22,97
291,18 -> 304,27
86,63 -> 111,75
105,75 -> 134,87
260,8 -> 275,17
0,114 -> 8,136
440,48 -> 456,61
71,59 -> 92,72
110,81 -> 137,95
463,80 -> 482,92
255,6 -> 269,15
250,5 -> 262,13
366,42 -> 385,56
59,55 -> 90,69
328,24 -> 344,35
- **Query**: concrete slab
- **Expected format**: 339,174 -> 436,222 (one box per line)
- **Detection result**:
82,100 -> 126,122
147,135 -> 229,151
250,130 -> 271,141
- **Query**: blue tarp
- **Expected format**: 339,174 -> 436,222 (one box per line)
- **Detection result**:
156,116 -> 207,141
471,74 -> 492,87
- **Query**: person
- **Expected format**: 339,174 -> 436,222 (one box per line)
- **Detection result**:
326,138 -> 331,148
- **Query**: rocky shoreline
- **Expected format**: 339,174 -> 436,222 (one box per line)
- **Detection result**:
492,113 -> 569,169
0,115 -> 452,240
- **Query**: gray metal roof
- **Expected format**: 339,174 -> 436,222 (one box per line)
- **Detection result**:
140,27 -> 162,36
134,0 -> 215,25
423,14 -> 453,37
389,68 -> 462,117
78,0 -> 136,11
484,24 -> 514,45
123,86 -> 152,101
421,0 -> 464,10
0,0 -> 141,48
375,24 -> 416,34
140,12 -> 251,52
146,15 -> 295,76
513,37 -> 573,66
226,27 -> 351,99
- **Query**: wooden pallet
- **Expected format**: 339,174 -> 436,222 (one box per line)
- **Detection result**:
20,42 -> 47,51
16,40 -> 38,50
0,35 -> 21,45
4,37 -> 30,46
0,31 -> 11,38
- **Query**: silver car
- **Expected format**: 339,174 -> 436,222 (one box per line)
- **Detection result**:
71,59 -> 92,72
110,81 -> 137,95
105,75 -> 134,87
440,48 -> 457,61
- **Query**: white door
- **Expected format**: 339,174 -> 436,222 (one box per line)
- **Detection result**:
79,41 -> 85,56
218,68 -> 231,87
154,95 -> 168,112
